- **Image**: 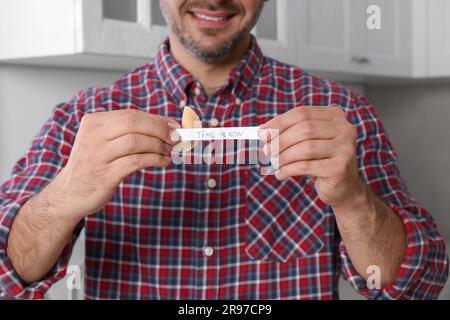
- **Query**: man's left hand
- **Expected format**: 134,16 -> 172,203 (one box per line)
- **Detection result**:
261,106 -> 364,207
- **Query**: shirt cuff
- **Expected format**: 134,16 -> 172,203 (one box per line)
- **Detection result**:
339,203 -> 437,300
0,196 -> 68,299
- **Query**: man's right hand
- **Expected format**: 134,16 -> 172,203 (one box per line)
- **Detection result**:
52,109 -> 179,222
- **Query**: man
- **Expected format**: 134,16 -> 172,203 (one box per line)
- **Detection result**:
0,0 -> 447,300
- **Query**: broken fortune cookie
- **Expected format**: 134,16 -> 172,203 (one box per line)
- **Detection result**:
172,106 -> 201,153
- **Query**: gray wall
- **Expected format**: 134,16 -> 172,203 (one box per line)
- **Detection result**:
366,83 -> 450,242
0,64 -> 449,299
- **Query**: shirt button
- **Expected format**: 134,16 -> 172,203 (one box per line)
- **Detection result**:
209,118 -> 220,127
207,178 -> 217,189
179,100 -> 187,108
235,97 -> 242,106
203,247 -> 215,257
194,87 -> 201,97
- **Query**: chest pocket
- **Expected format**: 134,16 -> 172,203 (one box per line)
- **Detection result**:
244,168 -> 325,263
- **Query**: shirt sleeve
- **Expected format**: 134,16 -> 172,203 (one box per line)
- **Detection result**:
0,100 -> 82,299
339,95 -> 449,300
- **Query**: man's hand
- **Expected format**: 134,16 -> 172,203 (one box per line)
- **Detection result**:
54,109 -> 178,222
262,106 -> 406,285
7,109 -> 180,284
261,106 -> 364,207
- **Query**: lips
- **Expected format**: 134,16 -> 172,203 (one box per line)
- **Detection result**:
192,12 -> 229,22
187,9 -> 237,28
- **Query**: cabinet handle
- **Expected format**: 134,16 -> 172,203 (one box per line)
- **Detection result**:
351,56 -> 371,64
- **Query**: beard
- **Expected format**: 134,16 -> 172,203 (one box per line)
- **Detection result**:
174,23 -> 250,64
161,0 -> 264,64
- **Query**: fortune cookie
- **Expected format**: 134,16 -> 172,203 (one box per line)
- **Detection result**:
172,106 -> 201,153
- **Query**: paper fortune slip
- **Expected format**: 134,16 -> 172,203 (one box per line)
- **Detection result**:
174,127 -> 261,141
171,106 -> 268,153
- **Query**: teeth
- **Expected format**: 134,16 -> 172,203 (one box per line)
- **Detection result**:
193,13 -> 227,22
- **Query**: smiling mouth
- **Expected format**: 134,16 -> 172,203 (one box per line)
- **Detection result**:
190,12 -> 234,21
187,9 -> 238,27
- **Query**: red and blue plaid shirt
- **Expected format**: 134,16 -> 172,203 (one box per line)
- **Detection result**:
0,36 -> 448,300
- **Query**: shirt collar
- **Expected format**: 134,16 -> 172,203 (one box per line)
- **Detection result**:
154,35 -> 264,104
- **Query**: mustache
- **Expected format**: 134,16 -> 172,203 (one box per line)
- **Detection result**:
182,0 -> 242,13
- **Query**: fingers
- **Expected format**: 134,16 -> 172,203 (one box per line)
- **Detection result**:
83,110 -> 175,144
274,120 -> 338,155
275,159 -> 335,180
262,107 -> 342,136
272,139 -> 337,168
102,134 -> 172,163
82,109 -> 169,126
110,153 -> 172,181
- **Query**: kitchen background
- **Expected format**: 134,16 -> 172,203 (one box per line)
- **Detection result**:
1,0 -> 449,299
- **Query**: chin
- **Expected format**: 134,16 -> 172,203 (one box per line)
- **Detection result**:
195,28 -> 239,43
197,38 -> 227,49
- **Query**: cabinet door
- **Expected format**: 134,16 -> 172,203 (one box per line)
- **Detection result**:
428,0 -> 450,77
0,0 -> 78,60
356,0 -> 426,77
81,0 -> 167,59
296,0 -> 361,73
296,0 -> 426,78
254,0 -> 297,65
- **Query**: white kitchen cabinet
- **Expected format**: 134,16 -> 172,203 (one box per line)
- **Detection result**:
297,0 -> 361,74
356,0 -> 427,78
1,0 -> 450,79
0,0 -> 166,71
0,0 -> 295,70
428,0 -> 450,77
297,0 -> 427,78
83,0 -> 166,64
254,0 -> 297,66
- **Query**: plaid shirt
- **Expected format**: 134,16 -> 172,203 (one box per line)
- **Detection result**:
0,36 -> 448,300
